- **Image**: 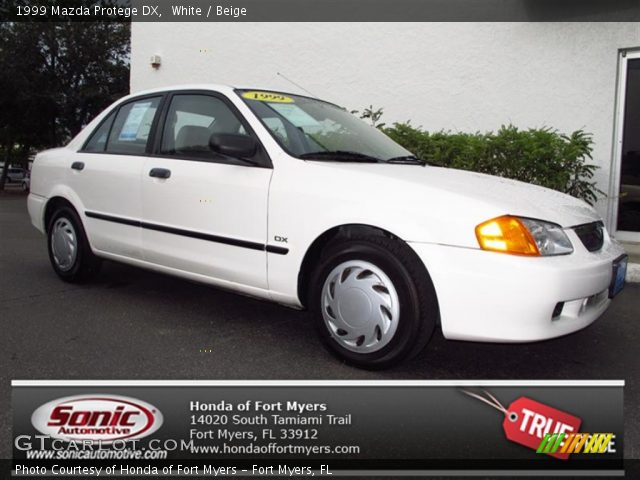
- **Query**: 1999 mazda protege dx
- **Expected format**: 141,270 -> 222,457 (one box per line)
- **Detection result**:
28,85 -> 628,368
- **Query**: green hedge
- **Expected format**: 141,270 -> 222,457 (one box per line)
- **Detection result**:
382,122 -> 602,205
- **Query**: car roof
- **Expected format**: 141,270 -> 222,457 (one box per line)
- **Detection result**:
127,84 -> 341,108
129,83 -> 296,98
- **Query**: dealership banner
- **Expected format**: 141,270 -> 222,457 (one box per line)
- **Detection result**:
11,380 -> 624,477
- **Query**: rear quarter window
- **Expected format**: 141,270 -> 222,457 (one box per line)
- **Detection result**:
83,111 -> 115,152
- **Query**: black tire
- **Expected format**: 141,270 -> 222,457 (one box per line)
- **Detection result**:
47,206 -> 101,282
309,234 -> 439,369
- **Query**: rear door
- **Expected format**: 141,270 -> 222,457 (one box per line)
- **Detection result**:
75,95 -> 163,259
141,91 -> 273,290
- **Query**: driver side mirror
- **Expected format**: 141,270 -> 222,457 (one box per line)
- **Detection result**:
209,133 -> 257,158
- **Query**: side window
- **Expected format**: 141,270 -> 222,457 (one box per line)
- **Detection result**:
160,94 -> 247,159
83,111 -> 115,152
106,97 -> 161,155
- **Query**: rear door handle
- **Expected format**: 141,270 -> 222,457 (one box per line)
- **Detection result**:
149,168 -> 171,179
71,161 -> 84,171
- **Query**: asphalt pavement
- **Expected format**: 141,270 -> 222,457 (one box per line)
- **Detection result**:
1,192 -> 638,461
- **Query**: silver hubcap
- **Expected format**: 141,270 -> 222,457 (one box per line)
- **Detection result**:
51,218 -> 78,272
321,260 -> 400,353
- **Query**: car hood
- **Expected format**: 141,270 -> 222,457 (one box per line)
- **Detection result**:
324,163 -> 601,228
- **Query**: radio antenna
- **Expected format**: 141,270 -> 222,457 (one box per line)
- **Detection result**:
277,72 -> 319,98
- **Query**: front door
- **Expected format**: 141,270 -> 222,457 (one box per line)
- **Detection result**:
141,92 -> 272,290
613,50 -> 640,241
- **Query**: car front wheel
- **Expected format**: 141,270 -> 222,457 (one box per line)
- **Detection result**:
47,206 -> 101,282
310,235 -> 439,369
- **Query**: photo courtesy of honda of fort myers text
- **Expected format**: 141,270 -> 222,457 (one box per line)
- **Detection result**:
2,0 -> 640,477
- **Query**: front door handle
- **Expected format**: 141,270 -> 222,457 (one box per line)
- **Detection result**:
149,168 -> 171,179
71,161 -> 84,171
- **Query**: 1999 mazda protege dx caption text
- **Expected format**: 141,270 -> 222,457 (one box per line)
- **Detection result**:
28,85 -> 628,368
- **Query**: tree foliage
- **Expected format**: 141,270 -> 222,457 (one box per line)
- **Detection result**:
0,20 -> 130,188
382,121 -> 603,205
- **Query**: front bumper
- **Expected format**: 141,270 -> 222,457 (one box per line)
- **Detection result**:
409,232 -> 626,342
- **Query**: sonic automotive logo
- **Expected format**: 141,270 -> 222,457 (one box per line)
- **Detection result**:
31,395 -> 163,443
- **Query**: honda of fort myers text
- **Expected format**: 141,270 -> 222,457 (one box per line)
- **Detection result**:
28,85 -> 628,368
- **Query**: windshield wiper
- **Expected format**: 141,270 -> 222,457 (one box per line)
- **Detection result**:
385,155 -> 426,165
299,151 -> 384,163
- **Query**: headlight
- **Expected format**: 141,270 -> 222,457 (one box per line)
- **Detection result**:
475,215 -> 573,256
519,218 -> 573,255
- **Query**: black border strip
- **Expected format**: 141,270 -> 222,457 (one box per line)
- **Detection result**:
5,0 -> 640,22
84,211 -> 288,255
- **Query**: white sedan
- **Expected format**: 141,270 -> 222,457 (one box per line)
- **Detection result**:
28,85 -> 627,368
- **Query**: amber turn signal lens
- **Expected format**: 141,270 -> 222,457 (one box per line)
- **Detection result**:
475,215 -> 540,256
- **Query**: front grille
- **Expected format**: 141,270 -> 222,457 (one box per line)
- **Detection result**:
573,221 -> 604,252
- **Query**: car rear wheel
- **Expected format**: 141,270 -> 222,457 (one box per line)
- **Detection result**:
47,206 -> 101,282
309,234 -> 439,369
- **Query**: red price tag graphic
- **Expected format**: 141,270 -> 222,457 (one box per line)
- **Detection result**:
463,390 -> 582,460
503,397 -> 581,460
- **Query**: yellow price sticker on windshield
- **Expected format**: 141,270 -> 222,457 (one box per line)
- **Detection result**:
242,91 -> 294,103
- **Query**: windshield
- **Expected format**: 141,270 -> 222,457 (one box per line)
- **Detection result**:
238,90 -> 413,161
